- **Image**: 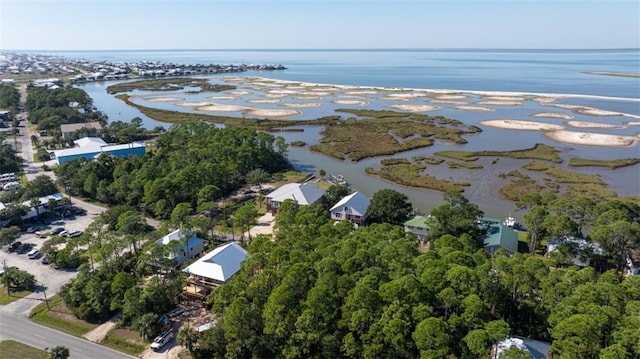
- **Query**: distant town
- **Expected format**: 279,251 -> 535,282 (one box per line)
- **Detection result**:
0,52 -> 287,85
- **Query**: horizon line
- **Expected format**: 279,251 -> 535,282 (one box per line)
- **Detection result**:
2,47 -> 639,52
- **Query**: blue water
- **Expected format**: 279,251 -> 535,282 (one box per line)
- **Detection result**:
32,49 -> 640,216
37,49 -> 640,98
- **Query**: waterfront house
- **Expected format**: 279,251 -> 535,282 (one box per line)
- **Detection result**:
546,236 -> 602,267
266,182 -> 325,214
60,121 -> 103,139
329,191 -> 370,225
483,223 -> 519,255
404,215 -> 431,240
492,337 -> 551,359
155,228 -> 205,268
183,242 -> 248,297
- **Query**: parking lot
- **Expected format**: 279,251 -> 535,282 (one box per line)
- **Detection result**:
1,199 -> 105,315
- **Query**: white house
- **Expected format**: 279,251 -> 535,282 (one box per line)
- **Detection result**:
183,242 -> 248,297
155,229 -> 205,267
266,182 -> 325,214
625,249 -> 640,276
329,191 -> 370,225
547,236 -> 603,267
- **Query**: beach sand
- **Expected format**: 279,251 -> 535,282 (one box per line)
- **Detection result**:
144,97 -> 184,102
206,95 -> 239,101
480,119 -> 564,131
454,105 -> 495,112
247,99 -> 281,104
531,112 -> 574,120
566,120 -> 626,129
477,100 -> 523,106
197,104 -> 251,112
388,104 -> 441,112
544,130 -> 639,147
246,109 -> 300,117
176,101 -> 211,107
333,100 -> 369,106
281,102 -> 321,108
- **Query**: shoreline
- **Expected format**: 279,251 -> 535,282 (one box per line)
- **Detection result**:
245,76 -> 640,103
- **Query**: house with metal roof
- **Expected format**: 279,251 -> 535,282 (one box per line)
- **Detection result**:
183,242 -> 248,297
483,224 -> 519,255
329,191 -> 370,225
265,182 -> 325,214
154,228 -> 205,267
404,215 -> 431,240
60,121 -> 102,139
54,136 -> 146,164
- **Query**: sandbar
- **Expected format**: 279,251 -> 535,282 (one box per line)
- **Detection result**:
264,94 -> 288,98
247,99 -> 281,104
246,109 -> 300,117
544,130 -> 639,147
196,104 -> 251,112
455,105 -> 495,112
433,94 -> 467,100
295,96 -> 321,100
566,120 -> 625,129
144,97 -> 184,102
206,95 -> 239,101
431,100 -> 466,105
482,96 -> 526,101
333,100 -> 369,106
176,101 -> 212,107
229,90 -> 252,95
383,93 -> 427,99
281,102 -> 321,108
477,101 -> 523,106
531,112 -> 574,120
269,89 -> 299,95
345,90 -> 380,95
480,119 -> 564,131
388,104 -> 441,112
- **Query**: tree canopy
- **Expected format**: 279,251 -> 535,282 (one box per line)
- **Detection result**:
366,189 -> 413,225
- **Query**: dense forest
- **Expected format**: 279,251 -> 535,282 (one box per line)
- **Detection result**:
189,198 -> 640,359
55,123 -> 290,218
0,84 -> 20,111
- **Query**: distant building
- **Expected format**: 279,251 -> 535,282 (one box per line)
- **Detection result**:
60,121 -> 102,139
266,182 -> 325,214
404,215 -> 430,240
329,191 -> 371,225
183,242 -> 248,297
54,136 -> 146,165
155,229 -> 205,268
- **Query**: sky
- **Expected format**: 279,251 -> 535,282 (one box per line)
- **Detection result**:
0,0 -> 638,50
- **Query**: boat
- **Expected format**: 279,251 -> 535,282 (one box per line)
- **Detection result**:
503,216 -> 518,228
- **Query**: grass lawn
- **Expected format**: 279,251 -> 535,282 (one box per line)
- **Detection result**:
101,328 -> 146,356
0,340 -> 46,359
30,295 -> 98,337
0,285 -> 33,305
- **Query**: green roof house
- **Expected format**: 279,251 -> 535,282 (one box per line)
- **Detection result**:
483,224 -> 518,255
404,215 -> 430,240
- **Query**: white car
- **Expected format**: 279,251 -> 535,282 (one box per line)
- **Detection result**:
27,249 -> 41,259
150,330 -> 174,351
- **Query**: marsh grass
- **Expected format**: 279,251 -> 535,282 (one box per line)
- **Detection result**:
107,77 -> 235,94
437,144 -> 562,163
568,157 -> 640,169
447,161 -> 484,169
367,162 -> 469,192
523,160 -> 552,171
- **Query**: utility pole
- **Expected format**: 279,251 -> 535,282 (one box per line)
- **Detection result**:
41,282 -> 50,310
3,259 -> 10,296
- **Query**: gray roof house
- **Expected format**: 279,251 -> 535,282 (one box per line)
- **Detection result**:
330,191 -> 370,225
266,182 -> 325,214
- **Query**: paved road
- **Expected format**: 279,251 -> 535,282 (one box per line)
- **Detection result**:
0,311 -> 135,359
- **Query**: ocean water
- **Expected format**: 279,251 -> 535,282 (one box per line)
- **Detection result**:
51,49 -> 640,216
43,49 -> 640,99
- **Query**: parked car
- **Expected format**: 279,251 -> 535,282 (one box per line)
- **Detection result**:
50,227 -> 64,235
26,226 -> 38,233
34,231 -> 46,238
59,230 -> 69,237
27,249 -> 41,259
68,230 -> 83,238
8,241 -> 22,253
150,330 -> 174,351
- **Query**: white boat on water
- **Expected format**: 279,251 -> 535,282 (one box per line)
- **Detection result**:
504,216 -> 518,228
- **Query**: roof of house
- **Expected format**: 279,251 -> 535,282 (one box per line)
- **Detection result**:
404,215 -> 430,229
55,137 -> 145,158
495,337 -> 551,359
266,182 -> 325,206
483,224 -> 519,253
60,121 -> 102,133
629,248 -> 640,267
156,229 -> 204,247
330,191 -> 371,216
183,242 -> 248,282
